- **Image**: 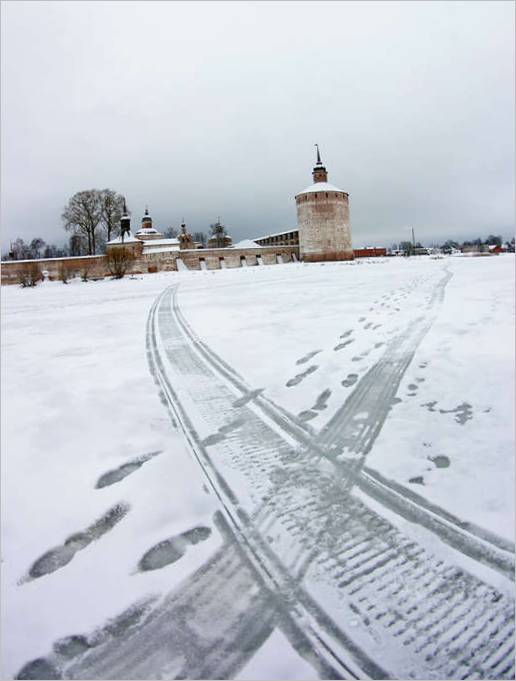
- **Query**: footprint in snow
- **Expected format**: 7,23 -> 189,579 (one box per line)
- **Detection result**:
138,526 -> 211,572
298,410 -> 318,422
428,455 -> 450,469
232,388 -> 264,407
334,339 -> 354,351
286,365 -> 318,387
311,388 -> 331,411
16,599 -> 157,679
95,451 -> 162,489
15,658 -> 61,680
296,349 -> 322,365
202,417 -> 246,446
341,373 -> 359,388
340,330 -> 353,339
24,503 -> 130,582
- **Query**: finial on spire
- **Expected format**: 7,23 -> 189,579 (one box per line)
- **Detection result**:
145,205 -> 149,216
315,143 -> 322,166
123,198 -> 127,215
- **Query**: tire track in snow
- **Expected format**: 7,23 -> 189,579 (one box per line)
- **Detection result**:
143,270 -> 514,680
28,267 -> 513,680
173,268 -> 514,576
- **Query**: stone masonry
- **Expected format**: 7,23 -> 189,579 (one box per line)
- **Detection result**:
295,147 -> 353,262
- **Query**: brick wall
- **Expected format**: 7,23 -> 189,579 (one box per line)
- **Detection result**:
1,255 -> 108,285
1,245 -> 301,284
296,191 -> 353,262
353,248 -> 387,258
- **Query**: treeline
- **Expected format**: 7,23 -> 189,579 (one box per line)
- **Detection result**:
5,236 -> 76,261
4,187 -> 232,260
392,235 -> 514,254
5,188 -> 126,260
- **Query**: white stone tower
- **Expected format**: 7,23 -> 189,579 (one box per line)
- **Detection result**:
295,146 -> 353,262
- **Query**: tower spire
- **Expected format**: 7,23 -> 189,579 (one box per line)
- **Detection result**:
312,145 -> 328,183
315,143 -> 322,166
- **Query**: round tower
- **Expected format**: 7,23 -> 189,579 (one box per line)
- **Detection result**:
295,146 -> 353,262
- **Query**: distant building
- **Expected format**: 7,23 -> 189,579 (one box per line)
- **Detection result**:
178,222 -> 195,250
254,230 -> 299,247
207,221 -> 233,249
135,207 -> 163,240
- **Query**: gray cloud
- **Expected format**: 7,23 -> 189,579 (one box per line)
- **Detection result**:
1,0 -> 514,251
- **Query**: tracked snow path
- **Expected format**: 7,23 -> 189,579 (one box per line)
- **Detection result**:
143,267 -> 514,680
63,542 -> 277,681
48,266 -> 514,680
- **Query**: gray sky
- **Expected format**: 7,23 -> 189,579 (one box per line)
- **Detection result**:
1,0 -> 514,250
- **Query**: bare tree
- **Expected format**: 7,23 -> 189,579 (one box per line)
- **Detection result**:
62,190 -> 102,255
193,231 -> 207,247
163,227 -> 179,239
106,248 -> 134,279
68,234 -> 86,256
30,238 -> 46,259
11,238 -> 32,260
99,189 -> 125,242
19,262 -> 42,287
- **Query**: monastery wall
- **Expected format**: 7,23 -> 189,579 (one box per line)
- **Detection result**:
1,245 -> 300,284
1,255 -> 108,285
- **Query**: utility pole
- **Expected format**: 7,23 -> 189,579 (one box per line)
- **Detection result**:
412,227 -> 416,255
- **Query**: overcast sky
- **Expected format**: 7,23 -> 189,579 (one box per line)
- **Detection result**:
1,0 -> 514,250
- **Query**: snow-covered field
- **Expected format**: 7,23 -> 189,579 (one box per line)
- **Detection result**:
1,255 -> 514,679
180,255 -> 515,539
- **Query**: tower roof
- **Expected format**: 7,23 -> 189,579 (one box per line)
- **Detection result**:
141,206 -> 152,223
296,181 -> 345,196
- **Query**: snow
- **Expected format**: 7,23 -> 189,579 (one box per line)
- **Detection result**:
1,274 -> 220,678
1,255 -> 514,678
178,255 -> 514,540
236,629 -> 316,680
254,229 -> 298,240
135,228 -> 162,236
142,238 -> 180,246
106,233 -> 139,245
142,246 -> 180,254
231,239 -> 263,249
296,181 -> 346,195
